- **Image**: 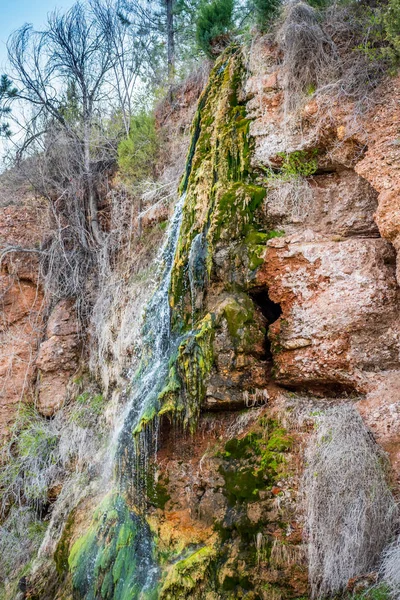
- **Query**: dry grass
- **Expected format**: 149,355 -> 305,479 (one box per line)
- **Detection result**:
302,404 -> 397,598
276,1 -> 338,115
381,538 -> 400,598
0,506 -> 46,582
0,391 -> 106,516
88,184 -> 167,392
276,1 -> 390,136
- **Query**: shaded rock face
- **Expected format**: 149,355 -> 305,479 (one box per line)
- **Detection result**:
35,299 -> 80,416
0,201 -> 48,434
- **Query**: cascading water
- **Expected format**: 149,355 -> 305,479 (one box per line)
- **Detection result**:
188,231 -> 207,324
69,67 -> 208,600
68,195 -> 188,600
115,192 -> 185,502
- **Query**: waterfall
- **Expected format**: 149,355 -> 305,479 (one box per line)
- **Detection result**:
68,194 -> 187,600
188,231 -> 207,323
115,192 -> 186,502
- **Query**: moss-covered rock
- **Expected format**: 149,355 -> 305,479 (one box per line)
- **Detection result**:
160,545 -> 218,600
68,493 -> 158,600
158,312 -> 215,427
170,46 -> 268,334
212,418 -> 301,598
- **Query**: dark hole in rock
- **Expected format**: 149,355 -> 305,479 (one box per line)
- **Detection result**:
250,289 -> 282,361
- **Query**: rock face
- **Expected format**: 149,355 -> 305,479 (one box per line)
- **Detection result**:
0,201 -> 47,434
0,199 -> 81,430
35,299 -> 80,416
4,32 -> 400,600
355,75 -> 400,283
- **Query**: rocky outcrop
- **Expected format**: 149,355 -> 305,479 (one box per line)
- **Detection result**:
0,200 -> 48,434
3,30 -> 400,600
35,299 -> 80,416
355,75 -> 400,283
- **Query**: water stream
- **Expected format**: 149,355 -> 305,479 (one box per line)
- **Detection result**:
115,192 -> 186,502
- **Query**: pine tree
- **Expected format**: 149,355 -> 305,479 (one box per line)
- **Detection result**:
0,75 -> 17,137
251,0 -> 281,32
196,0 -> 234,58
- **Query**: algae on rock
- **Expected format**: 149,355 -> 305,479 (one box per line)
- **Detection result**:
157,45 -> 271,429
68,494 -> 159,600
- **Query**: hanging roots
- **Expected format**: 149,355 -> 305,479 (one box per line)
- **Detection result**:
302,404 -> 397,598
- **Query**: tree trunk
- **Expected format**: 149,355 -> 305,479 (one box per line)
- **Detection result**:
166,0 -> 175,83
83,116 -> 103,247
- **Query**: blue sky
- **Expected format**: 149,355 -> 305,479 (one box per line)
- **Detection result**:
0,0 -> 76,70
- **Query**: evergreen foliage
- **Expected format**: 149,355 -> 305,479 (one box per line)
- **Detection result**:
0,75 -> 16,137
251,0 -> 281,32
195,0 -> 234,58
117,113 -> 158,182
383,0 -> 400,62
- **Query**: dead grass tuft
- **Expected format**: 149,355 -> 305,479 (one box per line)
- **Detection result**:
276,1 -> 338,115
303,404 -> 397,598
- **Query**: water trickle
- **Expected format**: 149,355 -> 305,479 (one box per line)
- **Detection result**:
188,232 -> 207,323
115,192 -> 186,504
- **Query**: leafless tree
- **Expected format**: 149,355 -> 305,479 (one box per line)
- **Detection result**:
4,1 -> 158,324
7,3 -> 120,246
91,0 -> 160,136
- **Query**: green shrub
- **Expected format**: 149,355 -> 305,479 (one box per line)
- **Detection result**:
251,0 -> 281,32
384,0 -> 400,62
277,149 -> 318,178
117,113 -> 158,182
196,0 -> 234,58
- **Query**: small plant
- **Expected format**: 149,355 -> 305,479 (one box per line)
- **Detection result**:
277,149 -> 318,178
196,0 -> 234,58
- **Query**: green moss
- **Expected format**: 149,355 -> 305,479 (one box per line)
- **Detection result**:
55,510 -> 77,576
222,575 -> 252,592
158,313 -> 215,427
245,227 -> 285,270
221,294 -> 260,351
160,545 -> 217,600
218,422 -> 292,507
209,418 -> 298,597
146,473 -> 171,510
133,405 -> 157,435
170,46 -> 266,333
68,493 -> 158,600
